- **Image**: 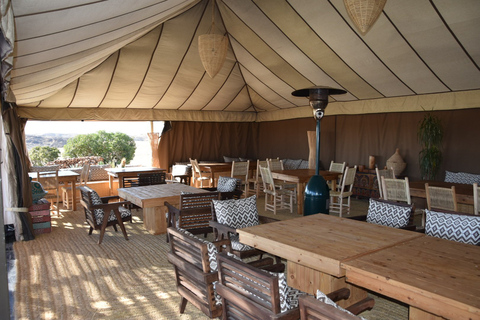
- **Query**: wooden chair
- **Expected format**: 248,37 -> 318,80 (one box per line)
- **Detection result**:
231,160 -> 250,197
349,198 -> 416,231
36,170 -> 60,215
375,167 -> 395,199
216,252 -> 302,320
266,158 -> 297,202
259,165 -> 294,214
425,183 -> 458,211
165,192 -> 222,242
474,183 -> 479,215
79,186 -> 131,244
138,172 -> 166,186
62,163 -> 90,210
329,161 -> 346,191
298,291 -> 375,320
381,176 -> 411,204
329,166 -> 357,217
167,228 -> 284,319
210,195 -> 281,262
246,159 -> 268,198
190,158 -> 213,187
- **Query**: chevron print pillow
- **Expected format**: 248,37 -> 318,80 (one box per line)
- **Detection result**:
366,198 -> 411,228
217,176 -> 238,192
213,195 -> 259,229
316,290 -> 366,320
425,210 -> 480,245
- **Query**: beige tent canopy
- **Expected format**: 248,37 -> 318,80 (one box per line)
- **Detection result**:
1,0 -> 479,122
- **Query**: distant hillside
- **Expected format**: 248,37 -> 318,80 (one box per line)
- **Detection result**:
26,133 -> 147,151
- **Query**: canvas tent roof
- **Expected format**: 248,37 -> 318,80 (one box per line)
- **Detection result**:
1,0 -> 480,122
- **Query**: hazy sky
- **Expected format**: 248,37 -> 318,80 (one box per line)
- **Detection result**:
25,120 -> 164,136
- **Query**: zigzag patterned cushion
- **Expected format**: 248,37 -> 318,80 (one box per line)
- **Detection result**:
445,171 -> 480,184
217,176 -> 238,192
366,198 -> 411,228
89,188 -> 131,225
176,228 -> 219,271
425,210 -> 480,245
229,234 -> 254,251
213,195 -> 259,229
316,290 -> 367,320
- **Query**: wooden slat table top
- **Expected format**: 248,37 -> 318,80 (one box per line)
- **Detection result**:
106,167 -> 165,177
271,169 -> 340,184
117,184 -> 207,208
342,236 -> 480,320
238,214 -> 423,277
410,180 -> 474,205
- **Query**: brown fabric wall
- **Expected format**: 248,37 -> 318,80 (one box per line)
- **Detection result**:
158,121 -> 259,170
159,109 -> 480,181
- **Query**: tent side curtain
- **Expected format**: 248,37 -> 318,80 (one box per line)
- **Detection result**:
158,121 -> 259,170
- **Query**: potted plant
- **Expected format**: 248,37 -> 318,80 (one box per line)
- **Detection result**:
418,112 -> 443,180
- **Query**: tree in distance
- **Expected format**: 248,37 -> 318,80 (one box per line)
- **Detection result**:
29,146 -> 61,166
63,131 -> 136,166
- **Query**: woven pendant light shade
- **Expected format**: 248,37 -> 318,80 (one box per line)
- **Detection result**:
198,33 -> 228,78
344,0 -> 386,34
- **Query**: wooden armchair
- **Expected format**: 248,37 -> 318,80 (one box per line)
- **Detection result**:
167,228 -> 284,319
210,195 -> 281,262
79,186 -> 132,244
299,291 -> 375,320
202,176 -> 244,199
349,198 -> 416,230
215,252 -> 302,320
165,192 -> 221,242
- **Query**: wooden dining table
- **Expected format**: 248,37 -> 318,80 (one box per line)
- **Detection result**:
117,183 -> 208,235
342,236 -> 480,320
29,170 -> 80,211
198,162 -> 257,187
270,169 -> 341,215
409,180 -> 474,205
106,167 -> 165,193
237,214 -> 424,308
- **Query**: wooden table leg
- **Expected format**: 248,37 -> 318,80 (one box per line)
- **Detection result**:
297,182 -> 303,215
70,178 -> 77,211
287,261 -> 367,309
143,206 -> 167,235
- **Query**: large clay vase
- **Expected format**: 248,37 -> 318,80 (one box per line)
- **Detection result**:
386,148 -> 406,176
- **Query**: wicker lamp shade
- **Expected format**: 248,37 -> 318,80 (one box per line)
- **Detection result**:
198,33 -> 228,78
344,0 -> 386,34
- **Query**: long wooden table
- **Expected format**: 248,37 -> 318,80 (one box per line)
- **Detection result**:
117,184 -> 207,235
237,214 -> 423,308
199,162 -> 257,187
410,180 -> 474,205
106,167 -> 165,192
29,170 -> 80,211
270,169 -> 341,215
342,236 -> 480,320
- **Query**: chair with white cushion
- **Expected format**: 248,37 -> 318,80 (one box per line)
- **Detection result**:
425,209 -> 480,245
79,186 -> 132,244
298,289 -> 374,320
216,252 -> 304,320
352,198 -> 416,230
329,166 -> 357,217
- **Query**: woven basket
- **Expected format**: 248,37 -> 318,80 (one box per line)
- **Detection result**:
198,33 -> 228,78
386,148 -> 406,176
344,0 -> 386,34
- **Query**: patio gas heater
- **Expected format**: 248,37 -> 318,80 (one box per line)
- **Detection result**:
292,86 -> 347,215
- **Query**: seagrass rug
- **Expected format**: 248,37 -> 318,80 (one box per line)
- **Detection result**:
14,205 -> 408,320
14,211 -> 211,320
